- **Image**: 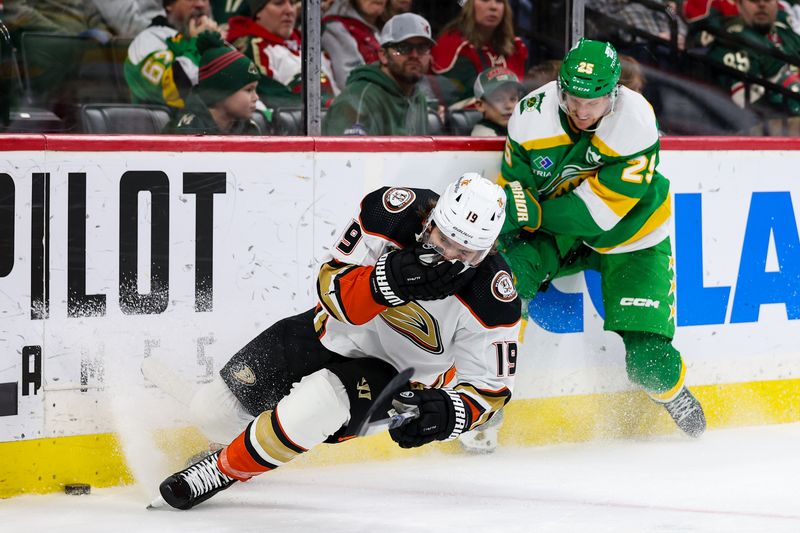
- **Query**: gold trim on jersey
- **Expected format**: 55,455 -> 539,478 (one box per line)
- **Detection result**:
313,306 -> 329,338
161,67 -> 184,108
587,173 -> 639,217
455,383 -> 511,427
429,365 -> 457,388
317,261 -> 358,325
592,194 -> 671,253
590,135 -> 622,158
521,133 -> 573,151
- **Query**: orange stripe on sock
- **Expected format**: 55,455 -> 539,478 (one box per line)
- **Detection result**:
218,431 -> 273,482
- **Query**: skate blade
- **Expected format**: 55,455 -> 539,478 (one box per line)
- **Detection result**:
146,494 -> 168,510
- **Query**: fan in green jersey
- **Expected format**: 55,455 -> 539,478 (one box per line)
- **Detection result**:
496,38 -> 707,441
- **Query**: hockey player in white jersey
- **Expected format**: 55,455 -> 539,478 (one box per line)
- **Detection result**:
153,174 -> 521,510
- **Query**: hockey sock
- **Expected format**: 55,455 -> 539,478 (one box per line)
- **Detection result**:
218,408 -> 307,481
622,331 -> 684,397
218,369 -> 351,481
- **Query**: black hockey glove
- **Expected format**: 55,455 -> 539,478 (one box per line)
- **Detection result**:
369,244 -> 475,307
389,388 -> 472,449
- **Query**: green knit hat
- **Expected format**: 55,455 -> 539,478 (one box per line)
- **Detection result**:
196,31 -> 260,105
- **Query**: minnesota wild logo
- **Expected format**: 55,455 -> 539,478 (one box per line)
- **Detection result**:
520,92 -> 545,114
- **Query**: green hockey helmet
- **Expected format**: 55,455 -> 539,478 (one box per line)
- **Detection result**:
558,38 -> 621,99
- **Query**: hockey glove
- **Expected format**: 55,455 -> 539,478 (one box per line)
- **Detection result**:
389,388 -> 472,449
369,244 -> 474,307
499,237 -> 559,299
501,181 -> 541,235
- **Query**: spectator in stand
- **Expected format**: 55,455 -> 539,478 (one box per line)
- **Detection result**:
522,58 -> 559,91
413,0 -> 461,37
91,0 -> 164,39
470,66 -> 523,136
620,53 -> 646,93
163,31 -> 262,134
210,0 -> 250,28
586,0 -> 687,67
684,1 -> 800,46
706,0 -> 800,115
125,0 -> 219,110
322,0 -> 386,90
385,0 -> 412,18
432,0 -> 528,105
683,0 -> 740,23
322,12 -> 433,135
4,0 -> 112,43
227,0 -> 338,108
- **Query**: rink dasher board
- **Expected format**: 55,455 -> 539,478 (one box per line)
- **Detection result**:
1,136 -> 799,496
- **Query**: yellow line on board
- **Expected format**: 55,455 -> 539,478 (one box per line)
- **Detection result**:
2,378 -> 799,498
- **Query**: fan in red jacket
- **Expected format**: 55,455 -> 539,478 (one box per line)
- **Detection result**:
226,0 -> 339,108
432,0 -> 527,105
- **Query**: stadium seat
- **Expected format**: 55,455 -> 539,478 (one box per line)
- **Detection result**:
20,32 -> 130,129
272,107 -> 303,135
79,103 -> 172,134
427,108 -> 444,135
446,109 -> 482,135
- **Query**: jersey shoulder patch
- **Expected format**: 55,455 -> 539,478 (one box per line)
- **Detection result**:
593,87 -> 659,157
457,254 -> 521,328
508,81 -> 569,149
359,187 -> 438,247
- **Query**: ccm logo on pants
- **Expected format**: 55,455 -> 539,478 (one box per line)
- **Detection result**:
619,297 -> 660,308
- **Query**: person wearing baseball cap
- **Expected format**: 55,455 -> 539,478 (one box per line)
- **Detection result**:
323,12 -> 435,135
163,31 -> 263,134
471,66 -> 524,136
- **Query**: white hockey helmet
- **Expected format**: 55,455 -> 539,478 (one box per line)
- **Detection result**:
420,173 -> 506,266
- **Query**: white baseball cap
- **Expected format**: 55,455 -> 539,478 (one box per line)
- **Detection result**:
379,13 -> 435,46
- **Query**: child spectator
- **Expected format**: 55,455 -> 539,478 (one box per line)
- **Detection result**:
163,31 -> 262,134
523,58 -> 559,92
322,0 -> 386,90
470,66 -> 523,136
619,53 -> 646,93
226,0 -> 338,108
432,0 -> 527,104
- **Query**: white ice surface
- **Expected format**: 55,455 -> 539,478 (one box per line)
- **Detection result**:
2,423 -> 800,533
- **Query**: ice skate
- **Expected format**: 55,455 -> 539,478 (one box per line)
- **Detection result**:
459,410 -> 503,454
659,386 -> 706,438
157,449 -> 236,510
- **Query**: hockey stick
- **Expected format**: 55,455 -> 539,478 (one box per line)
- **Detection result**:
354,367 -> 419,437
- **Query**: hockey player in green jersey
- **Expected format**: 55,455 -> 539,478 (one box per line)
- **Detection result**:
497,38 -> 706,438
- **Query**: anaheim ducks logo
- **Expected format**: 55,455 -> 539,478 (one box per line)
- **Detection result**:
380,302 -> 443,354
231,363 -> 256,386
492,271 -> 517,302
382,187 -> 416,213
